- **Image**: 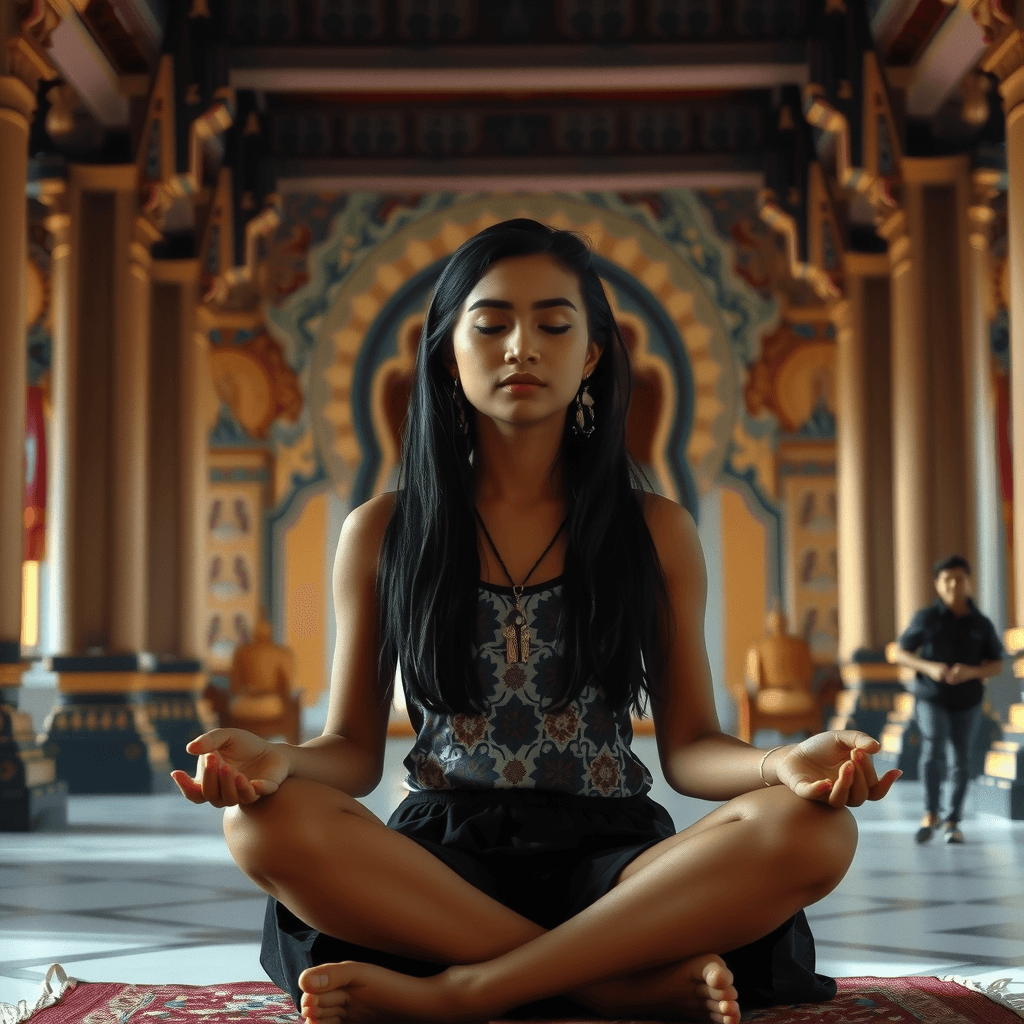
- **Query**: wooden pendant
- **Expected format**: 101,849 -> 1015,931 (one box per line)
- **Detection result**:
503,608 -> 531,664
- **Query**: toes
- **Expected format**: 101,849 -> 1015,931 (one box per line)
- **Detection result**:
301,990 -> 351,1011
298,961 -> 357,995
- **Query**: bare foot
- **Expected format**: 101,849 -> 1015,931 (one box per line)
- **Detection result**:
581,953 -> 740,1023
298,961 -> 484,1024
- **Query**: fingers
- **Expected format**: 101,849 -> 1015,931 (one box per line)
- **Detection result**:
868,768 -> 903,801
832,730 -> 880,754
791,776 -> 834,802
171,770 -> 206,804
185,729 -> 234,756
827,759 -> 856,808
196,752 -> 264,807
251,778 -> 280,797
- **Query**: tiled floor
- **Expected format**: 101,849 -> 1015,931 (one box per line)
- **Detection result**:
3,736 -> 1024,1009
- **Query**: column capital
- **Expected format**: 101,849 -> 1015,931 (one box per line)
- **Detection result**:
984,27 -> 1024,88
876,207 -> 911,274
37,177 -> 70,254
968,170 -> 1004,252
0,75 -> 36,130
4,1 -> 63,95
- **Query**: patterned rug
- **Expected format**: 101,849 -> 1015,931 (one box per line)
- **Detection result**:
8,971 -> 1024,1024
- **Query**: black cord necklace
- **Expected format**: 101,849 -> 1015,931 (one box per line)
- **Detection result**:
474,508 -> 567,665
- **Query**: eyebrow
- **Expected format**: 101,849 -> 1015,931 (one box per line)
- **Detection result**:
467,297 -> 578,312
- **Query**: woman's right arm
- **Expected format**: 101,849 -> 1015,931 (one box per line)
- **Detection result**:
173,492 -> 397,805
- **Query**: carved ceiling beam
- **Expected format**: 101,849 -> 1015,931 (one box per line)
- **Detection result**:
205,193 -> 282,311
137,55 -> 236,227
8,0 -> 63,94
757,193 -> 841,304
803,85 -> 898,219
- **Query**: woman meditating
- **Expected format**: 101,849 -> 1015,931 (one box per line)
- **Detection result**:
173,218 -> 900,1024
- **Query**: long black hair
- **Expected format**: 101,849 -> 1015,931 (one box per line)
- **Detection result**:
377,218 -> 670,716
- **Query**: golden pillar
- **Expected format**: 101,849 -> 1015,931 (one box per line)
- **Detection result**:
834,255 -> 896,659
966,171 -> 1009,626
878,158 -> 974,634
0,76 -> 35,654
111,193 -> 161,654
37,181 -> 73,655
999,56 -> 1024,628
148,259 -> 209,661
181,287 -> 209,662
833,295 -> 870,660
878,204 -> 932,633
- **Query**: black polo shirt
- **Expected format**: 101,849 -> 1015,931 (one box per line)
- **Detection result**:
897,598 -> 1004,710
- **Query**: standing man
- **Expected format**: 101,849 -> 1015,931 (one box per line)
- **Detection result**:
892,556 -> 1004,844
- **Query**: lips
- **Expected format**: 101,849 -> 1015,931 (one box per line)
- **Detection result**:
498,374 -> 544,387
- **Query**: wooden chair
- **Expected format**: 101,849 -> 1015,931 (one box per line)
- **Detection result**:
731,610 -> 841,744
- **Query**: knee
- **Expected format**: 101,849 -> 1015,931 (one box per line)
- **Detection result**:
223,778 -> 363,886
753,789 -> 858,903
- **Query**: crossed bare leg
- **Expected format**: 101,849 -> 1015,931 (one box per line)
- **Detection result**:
227,780 -> 855,1024
297,953 -> 739,1024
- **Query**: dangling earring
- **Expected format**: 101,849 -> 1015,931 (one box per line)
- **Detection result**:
452,378 -> 469,435
573,381 -> 595,437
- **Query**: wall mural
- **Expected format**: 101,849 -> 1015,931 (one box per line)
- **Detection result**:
268,188 -> 777,512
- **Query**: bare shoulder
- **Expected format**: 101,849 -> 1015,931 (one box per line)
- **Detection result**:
333,491 -> 397,581
639,492 -> 705,587
343,491 -> 397,540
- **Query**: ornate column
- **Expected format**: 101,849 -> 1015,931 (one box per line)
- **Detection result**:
111,191 -> 161,654
180,279 -> 209,664
974,19 -> 1024,818
995,45 -> 1024,631
144,258 -> 213,772
966,171 -> 1010,630
832,295 -> 870,661
0,75 -> 35,663
37,181 -> 73,656
41,167 -> 172,794
877,204 -> 933,634
0,71 -> 67,830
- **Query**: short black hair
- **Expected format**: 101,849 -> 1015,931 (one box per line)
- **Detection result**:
933,554 -> 971,578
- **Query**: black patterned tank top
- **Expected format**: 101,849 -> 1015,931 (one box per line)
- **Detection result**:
403,579 -> 654,797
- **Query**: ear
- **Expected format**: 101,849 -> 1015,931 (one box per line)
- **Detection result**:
443,348 -> 459,381
582,340 -> 601,379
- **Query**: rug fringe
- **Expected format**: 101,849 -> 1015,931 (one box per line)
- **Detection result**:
944,974 -> 1024,1019
0,965 -> 78,1024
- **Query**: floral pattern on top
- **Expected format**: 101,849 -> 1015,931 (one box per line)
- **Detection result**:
404,582 -> 654,797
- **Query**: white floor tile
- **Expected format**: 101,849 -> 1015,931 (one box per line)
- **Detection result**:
0,975 -> 48,1006
4,880 -> 239,914
58,942 -> 266,985
117,897 -> 268,930
0,933 -> 162,969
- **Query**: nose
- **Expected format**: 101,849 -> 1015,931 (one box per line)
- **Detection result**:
504,323 -> 539,364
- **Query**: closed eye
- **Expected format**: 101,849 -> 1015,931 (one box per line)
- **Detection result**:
540,325 -> 571,334
474,325 -> 504,335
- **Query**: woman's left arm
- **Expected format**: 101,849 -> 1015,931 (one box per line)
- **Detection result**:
646,495 -> 900,807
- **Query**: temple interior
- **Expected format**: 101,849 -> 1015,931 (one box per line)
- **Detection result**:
1,0 -> 1024,1008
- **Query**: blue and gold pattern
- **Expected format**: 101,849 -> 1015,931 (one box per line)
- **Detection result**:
404,582 -> 653,797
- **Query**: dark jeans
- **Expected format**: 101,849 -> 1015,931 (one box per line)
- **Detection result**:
916,700 -> 982,823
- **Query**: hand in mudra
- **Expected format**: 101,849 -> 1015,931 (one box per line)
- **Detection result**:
776,730 -> 901,808
171,728 -> 292,807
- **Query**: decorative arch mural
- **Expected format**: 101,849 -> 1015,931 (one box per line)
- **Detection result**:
305,194 -> 749,512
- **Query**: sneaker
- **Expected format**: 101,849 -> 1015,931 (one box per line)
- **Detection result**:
915,814 -> 939,844
944,823 -> 964,844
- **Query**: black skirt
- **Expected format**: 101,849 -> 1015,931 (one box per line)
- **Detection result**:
261,787 -> 836,1017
